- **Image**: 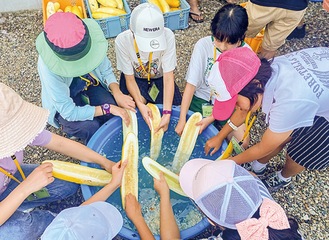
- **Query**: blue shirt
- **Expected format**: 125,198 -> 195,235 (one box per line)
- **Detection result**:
38,56 -> 118,128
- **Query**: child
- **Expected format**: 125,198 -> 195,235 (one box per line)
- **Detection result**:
115,3 -> 182,132
0,83 -> 119,239
41,160 -> 127,240
179,159 -> 303,240
201,47 -> 271,155
175,4 -> 251,147
36,12 -> 133,143
229,47 -> 329,192
125,172 -> 180,240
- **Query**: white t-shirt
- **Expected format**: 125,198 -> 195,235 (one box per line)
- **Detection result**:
115,29 -> 177,78
186,36 -> 250,102
262,47 -> 329,133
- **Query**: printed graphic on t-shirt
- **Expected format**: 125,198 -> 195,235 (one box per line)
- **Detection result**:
284,48 -> 329,99
133,58 -> 161,79
203,57 -> 215,86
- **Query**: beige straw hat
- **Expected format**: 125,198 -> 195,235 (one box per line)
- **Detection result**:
0,83 -> 49,159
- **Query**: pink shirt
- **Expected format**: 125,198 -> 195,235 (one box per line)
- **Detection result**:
0,130 -> 52,194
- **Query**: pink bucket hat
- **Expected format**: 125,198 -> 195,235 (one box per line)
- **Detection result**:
36,12 -> 108,77
207,47 -> 261,120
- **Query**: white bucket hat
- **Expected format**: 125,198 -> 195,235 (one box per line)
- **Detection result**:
0,83 -> 49,159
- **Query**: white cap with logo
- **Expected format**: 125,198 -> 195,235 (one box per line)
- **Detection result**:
130,3 -> 167,52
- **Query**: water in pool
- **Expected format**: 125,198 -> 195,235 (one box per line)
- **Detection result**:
84,108 -> 224,238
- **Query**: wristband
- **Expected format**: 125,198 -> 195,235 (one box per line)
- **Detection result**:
101,103 -> 111,115
227,119 -> 238,131
162,110 -> 172,115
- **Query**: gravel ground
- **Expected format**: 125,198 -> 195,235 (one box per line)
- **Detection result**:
1,1 -> 329,239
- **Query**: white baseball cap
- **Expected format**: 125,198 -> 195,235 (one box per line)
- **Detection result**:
41,202 -> 123,240
130,3 -> 167,52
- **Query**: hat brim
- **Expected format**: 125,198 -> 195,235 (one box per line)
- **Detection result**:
91,202 -> 123,239
179,158 -> 214,200
0,100 -> 49,159
36,19 -> 108,77
212,96 -> 237,121
135,30 -> 167,52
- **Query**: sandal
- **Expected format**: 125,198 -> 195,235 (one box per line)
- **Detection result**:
189,11 -> 204,23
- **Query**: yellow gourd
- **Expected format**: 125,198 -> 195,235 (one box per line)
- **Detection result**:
157,0 -> 171,13
115,0 -> 124,10
92,12 -> 115,19
165,0 -> 180,8
64,5 -> 72,12
53,2 -> 61,11
88,0 -> 99,12
72,5 -> 83,18
94,7 -> 126,15
46,2 -> 56,19
170,7 -> 180,11
97,0 -> 118,8
148,0 -> 163,12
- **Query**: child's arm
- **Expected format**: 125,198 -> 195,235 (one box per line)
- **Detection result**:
45,133 -> 116,173
125,193 -> 155,240
175,83 -> 196,136
81,160 -> 127,205
0,163 -> 54,225
154,172 -> 180,240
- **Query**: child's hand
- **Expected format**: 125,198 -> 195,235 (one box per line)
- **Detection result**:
114,92 -> 136,112
139,104 -> 152,130
125,193 -> 143,222
22,163 -> 54,194
110,160 -> 128,188
155,114 -> 170,133
110,105 -> 130,127
154,172 -> 170,197
175,118 -> 186,136
204,134 -> 223,156
196,116 -> 215,134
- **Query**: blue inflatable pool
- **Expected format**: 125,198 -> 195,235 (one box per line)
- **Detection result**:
81,105 -> 227,239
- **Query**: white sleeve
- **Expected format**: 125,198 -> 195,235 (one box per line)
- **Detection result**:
115,32 -> 134,75
161,29 -> 177,73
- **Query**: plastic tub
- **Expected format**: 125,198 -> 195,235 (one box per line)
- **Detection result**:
81,105 -> 227,239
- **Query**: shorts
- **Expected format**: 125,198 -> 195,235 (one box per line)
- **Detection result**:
119,73 -> 182,105
190,95 -> 227,130
287,116 -> 329,170
246,2 -> 306,51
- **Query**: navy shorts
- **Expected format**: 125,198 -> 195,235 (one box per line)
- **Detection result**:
119,73 -> 182,105
288,116 -> 329,170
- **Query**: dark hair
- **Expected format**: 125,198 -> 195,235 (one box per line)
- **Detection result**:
239,58 -> 272,108
221,208 -> 303,240
211,4 -> 248,44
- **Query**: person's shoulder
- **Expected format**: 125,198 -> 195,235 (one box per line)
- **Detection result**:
164,27 -> 175,38
115,30 -> 133,43
195,36 -> 212,46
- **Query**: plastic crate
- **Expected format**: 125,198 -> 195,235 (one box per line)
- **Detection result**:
140,0 -> 190,31
85,0 -> 131,38
42,0 -> 87,25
